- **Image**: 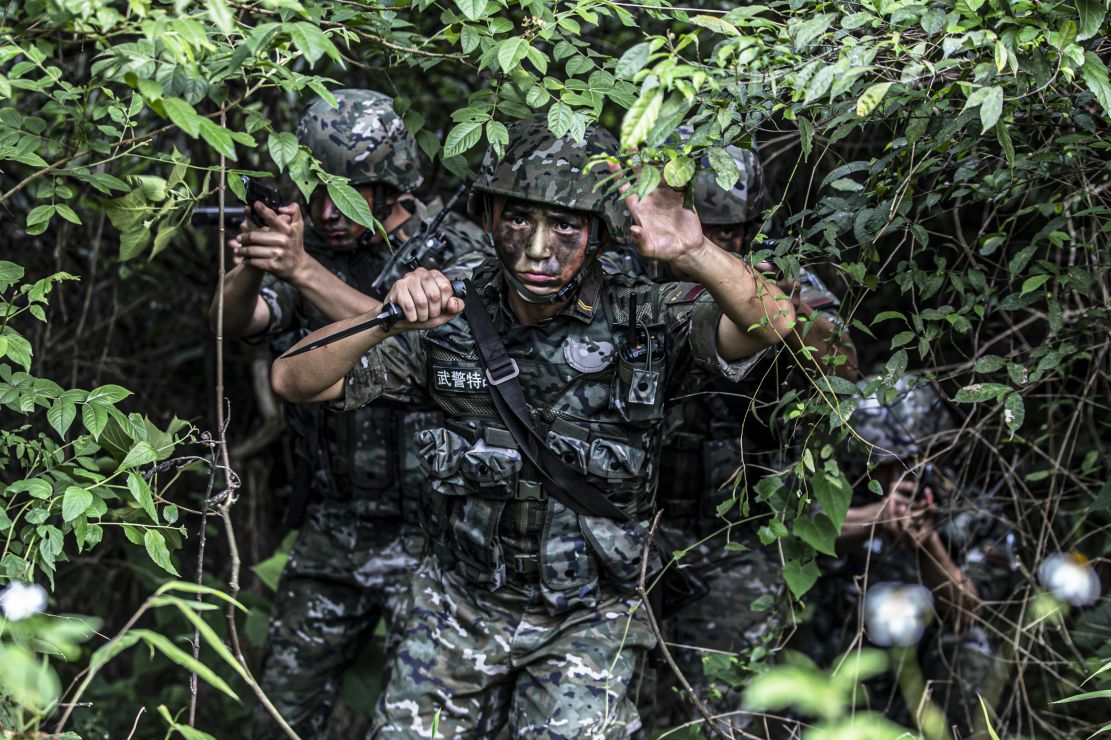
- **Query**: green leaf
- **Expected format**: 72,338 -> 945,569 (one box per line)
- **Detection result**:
497,38 -> 530,75
0,260 -> 24,291
547,102 -> 575,139
1053,689 -> 1111,704
198,119 -> 237,160
953,382 -> 1011,403
1003,392 -> 1025,436
325,180 -> 377,231
26,204 -> 55,228
454,0 -> 489,21
620,87 -> 663,149
6,478 -> 52,500
47,398 -> 77,437
121,440 -> 158,470
206,0 -> 234,33
783,558 -> 820,598
62,485 -> 93,522
127,472 -> 159,523
615,42 -> 652,79
794,515 -> 837,556
793,13 -> 835,51
1076,0 -> 1107,41
81,402 -> 108,439
662,156 -> 696,188
485,120 -> 508,158
963,86 -> 1004,133
855,82 -> 892,117
134,630 -> 235,699
690,14 -> 741,36
54,204 -> 81,225
1081,51 -> 1111,118
160,596 -> 250,683
267,132 -> 299,172
443,119 -> 484,158
288,23 -> 336,66
144,529 -> 181,576
1020,274 -> 1052,295
88,384 -> 131,403
706,146 -> 741,191
161,97 -> 202,137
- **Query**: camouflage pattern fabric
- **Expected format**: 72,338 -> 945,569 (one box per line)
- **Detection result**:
471,118 -> 632,244
370,556 -> 655,739
250,204 -> 489,737
252,504 -> 425,739
691,144 -> 766,226
297,89 -> 423,191
336,257 -> 764,736
850,373 -> 955,466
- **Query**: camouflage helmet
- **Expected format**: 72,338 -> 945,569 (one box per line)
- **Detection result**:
693,144 -> 766,226
851,374 -> 955,464
471,117 -> 631,243
295,89 -> 422,192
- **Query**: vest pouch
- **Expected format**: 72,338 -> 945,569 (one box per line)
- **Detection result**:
611,358 -> 666,423
328,405 -> 396,501
450,497 -> 506,588
460,440 -> 521,499
539,501 -> 599,614
415,428 -> 469,498
586,438 -> 646,481
545,430 -> 590,475
579,514 -> 658,591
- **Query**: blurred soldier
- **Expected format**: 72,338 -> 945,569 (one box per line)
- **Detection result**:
606,144 -> 859,733
271,117 -> 796,737
800,374 -> 1015,732
208,89 -> 488,738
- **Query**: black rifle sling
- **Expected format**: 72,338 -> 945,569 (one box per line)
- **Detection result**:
460,281 -> 630,524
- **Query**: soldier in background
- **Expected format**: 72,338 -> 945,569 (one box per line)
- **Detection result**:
799,374 -> 1016,733
209,89 -> 488,738
270,118 -> 795,738
607,145 -> 859,733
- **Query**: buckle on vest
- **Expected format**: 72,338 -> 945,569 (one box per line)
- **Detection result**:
516,479 -> 544,501
485,358 -> 520,385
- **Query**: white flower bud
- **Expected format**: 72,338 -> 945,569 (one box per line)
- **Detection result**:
0,581 -> 48,621
1038,552 -> 1101,607
863,582 -> 934,647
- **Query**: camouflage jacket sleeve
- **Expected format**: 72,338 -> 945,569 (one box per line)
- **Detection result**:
247,273 -> 301,340
659,282 -> 767,384
334,330 -> 428,411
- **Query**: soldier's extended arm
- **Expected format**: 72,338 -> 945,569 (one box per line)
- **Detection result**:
271,267 -> 461,403
231,202 -> 384,324
620,181 -> 795,360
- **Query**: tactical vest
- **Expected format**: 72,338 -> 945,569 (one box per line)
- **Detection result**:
276,223 -> 452,520
413,268 -> 674,614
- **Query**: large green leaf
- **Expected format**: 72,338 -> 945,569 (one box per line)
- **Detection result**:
1075,0 -> 1107,40
443,119 -> 484,158
620,87 -> 663,149
1081,51 -> 1111,118
267,131 -> 299,171
144,529 -> 181,576
497,38 -> 530,75
325,180 -> 377,231
61,485 -> 93,522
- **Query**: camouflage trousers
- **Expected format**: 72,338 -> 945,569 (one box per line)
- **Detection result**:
639,527 -> 785,735
252,502 -> 424,740
370,556 -> 656,739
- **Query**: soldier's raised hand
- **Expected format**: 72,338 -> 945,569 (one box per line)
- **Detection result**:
229,202 -> 307,282
385,268 -> 464,332
609,162 -> 709,269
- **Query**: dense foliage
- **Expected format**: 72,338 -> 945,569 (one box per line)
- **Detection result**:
1,0 -> 1108,736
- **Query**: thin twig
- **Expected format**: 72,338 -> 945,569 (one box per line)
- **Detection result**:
187,444 -> 218,726
636,512 -> 732,740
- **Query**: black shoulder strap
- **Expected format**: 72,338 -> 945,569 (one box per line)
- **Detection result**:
461,280 -> 631,524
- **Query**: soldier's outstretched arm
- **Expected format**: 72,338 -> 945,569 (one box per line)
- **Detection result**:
619,179 -> 796,360
271,268 -> 461,403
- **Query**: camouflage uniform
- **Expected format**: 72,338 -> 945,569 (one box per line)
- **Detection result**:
251,90 -> 489,739
603,144 -> 811,734
797,375 -> 1017,733
333,120 -> 765,738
